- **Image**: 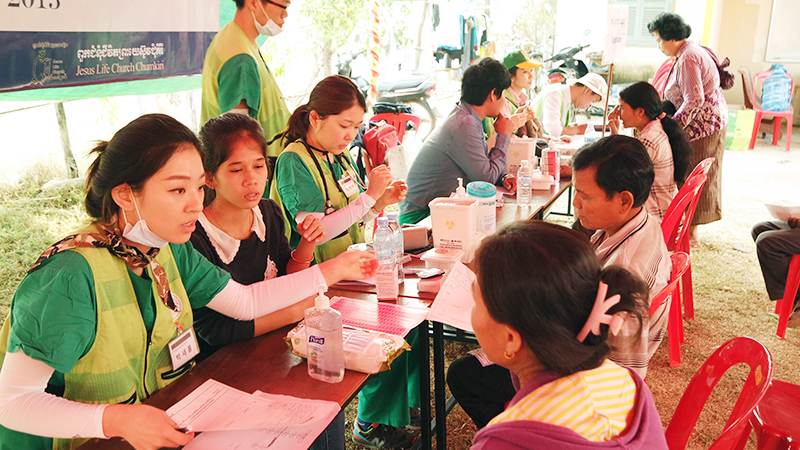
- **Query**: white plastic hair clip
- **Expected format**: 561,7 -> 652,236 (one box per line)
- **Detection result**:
577,281 -> 625,342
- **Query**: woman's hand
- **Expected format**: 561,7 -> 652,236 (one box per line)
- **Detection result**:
319,250 -> 379,284
510,105 -> 533,130
375,180 -> 408,210
103,404 -> 193,450
365,165 -> 394,201
297,214 -> 325,244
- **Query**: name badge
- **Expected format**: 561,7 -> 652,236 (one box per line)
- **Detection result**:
168,327 -> 200,370
338,174 -> 359,197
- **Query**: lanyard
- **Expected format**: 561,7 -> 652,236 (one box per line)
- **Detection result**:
300,140 -> 365,214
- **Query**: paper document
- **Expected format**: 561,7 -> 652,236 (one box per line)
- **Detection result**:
426,261 -> 476,331
167,379 -> 336,432
181,390 -> 339,450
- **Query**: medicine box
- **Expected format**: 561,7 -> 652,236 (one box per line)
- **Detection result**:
507,137 -> 537,175
429,197 -> 477,257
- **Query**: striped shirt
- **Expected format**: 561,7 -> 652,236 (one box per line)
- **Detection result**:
637,120 -> 678,222
591,208 -> 671,379
487,360 -> 637,442
664,40 -> 728,142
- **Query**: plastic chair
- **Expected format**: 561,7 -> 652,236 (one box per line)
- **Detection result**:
774,255 -> 800,339
370,113 -> 421,144
648,252 -> 690,367
743,379 -> 800,450
748,70 -> 794,152
661,157 -> 715,327
664,336 -> 774,450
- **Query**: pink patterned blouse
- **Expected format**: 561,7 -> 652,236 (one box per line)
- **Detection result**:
664,41 -> 728,142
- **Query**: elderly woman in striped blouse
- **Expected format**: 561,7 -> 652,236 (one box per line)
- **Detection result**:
468,221 -> 668,450
647,12 -> 728,245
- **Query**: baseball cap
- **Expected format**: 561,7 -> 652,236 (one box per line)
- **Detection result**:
570,73 -> 608,100
503,50 -> 543,71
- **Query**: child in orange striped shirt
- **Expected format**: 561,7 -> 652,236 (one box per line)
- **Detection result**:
469,221 -> 668,450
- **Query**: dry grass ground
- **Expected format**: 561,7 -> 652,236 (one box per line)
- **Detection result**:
345,136 -> 800,450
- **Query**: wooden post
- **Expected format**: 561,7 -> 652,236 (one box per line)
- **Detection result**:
55,102 -> 79,177
601,63 -> 614,138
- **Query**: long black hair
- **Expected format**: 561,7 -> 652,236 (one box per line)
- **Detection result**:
475,221 -> 648,376
619,81 -> 691,186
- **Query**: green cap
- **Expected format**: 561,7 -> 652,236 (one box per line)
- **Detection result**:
503,50 -> 542,71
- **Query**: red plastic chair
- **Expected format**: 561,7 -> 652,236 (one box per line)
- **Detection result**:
665,336 -> 774,450
748,70 -> 794,152
661,157 -> 715,329
370,113 -> 421,144
743,380 -> 800,450
648,252 -> 690,367
774,255 -> 800,339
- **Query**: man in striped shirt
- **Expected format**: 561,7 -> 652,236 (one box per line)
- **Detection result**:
572,135 -> 671,379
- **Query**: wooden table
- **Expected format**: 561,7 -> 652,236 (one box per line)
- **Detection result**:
330,179 -> 574,450
79,323 -> 373,450
495,179 -> 572,229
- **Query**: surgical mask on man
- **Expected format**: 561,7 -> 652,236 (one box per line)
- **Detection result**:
253,1 -> 283,36
122,196 -> 169,249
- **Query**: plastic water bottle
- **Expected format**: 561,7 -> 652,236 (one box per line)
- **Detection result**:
762,64 -> 793,112
374,217 -> 398,300
386,212 -> 405,284
517,160 -> 532,207
305,285 -> 344,383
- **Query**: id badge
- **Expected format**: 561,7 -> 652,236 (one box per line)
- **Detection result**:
338,174 -> 359,197
168,327 -> 200,370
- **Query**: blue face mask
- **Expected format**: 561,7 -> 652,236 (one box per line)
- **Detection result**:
122,196 -> 169,249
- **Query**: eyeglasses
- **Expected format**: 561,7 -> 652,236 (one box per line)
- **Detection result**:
264,0 -> 288,10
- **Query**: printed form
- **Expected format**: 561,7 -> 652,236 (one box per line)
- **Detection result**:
167,379 -> 339,449
426,261 -> 476,332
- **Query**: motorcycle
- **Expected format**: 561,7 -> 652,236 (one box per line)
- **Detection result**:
336,51 -> 440,140
545,44 -> 589,84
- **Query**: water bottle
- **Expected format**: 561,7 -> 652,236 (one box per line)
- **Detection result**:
517,160 -> 532,207
374,217 -> 398,300
305,284 -> 344,383
386,212 -> 405,284
762,64 -> 793,112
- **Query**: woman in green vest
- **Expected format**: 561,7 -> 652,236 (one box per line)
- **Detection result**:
0,113 -> 377,450
271,76 -> 419,449
270,75 -> 407,263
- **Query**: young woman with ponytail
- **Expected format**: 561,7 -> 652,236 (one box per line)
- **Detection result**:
271,75 -> 418,449
469,221 -> 668,449
270,75 -> 407,263
608,81 -> 691,221
0,114 -> 377,450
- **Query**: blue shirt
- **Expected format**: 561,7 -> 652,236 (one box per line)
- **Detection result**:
401,102 -> 510,215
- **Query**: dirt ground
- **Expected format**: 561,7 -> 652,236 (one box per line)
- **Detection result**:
363,131 -> 800,450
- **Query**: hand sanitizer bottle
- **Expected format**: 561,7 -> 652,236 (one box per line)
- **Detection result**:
305,284 -> 344,383
455,177 -> 467,198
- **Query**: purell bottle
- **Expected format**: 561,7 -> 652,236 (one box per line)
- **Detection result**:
305,285 -> 344,383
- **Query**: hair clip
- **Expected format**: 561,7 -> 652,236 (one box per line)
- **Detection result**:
577,281 -> 625,342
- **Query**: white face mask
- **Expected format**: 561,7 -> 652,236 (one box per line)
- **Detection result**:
122,196 -> 169,249
252,2 -> 283,36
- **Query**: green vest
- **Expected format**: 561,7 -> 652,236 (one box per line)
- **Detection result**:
200,22 -> 290,157
532,84 -> 570,132
0,225 -> 194,450
270,141 -> 365,262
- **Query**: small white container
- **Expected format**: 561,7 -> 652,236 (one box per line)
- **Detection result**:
420,248 -> 464,272
466,181 -> 497,236
506,137 -> 537,175
429,197 -> 478,256
531,173 -> 554,190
